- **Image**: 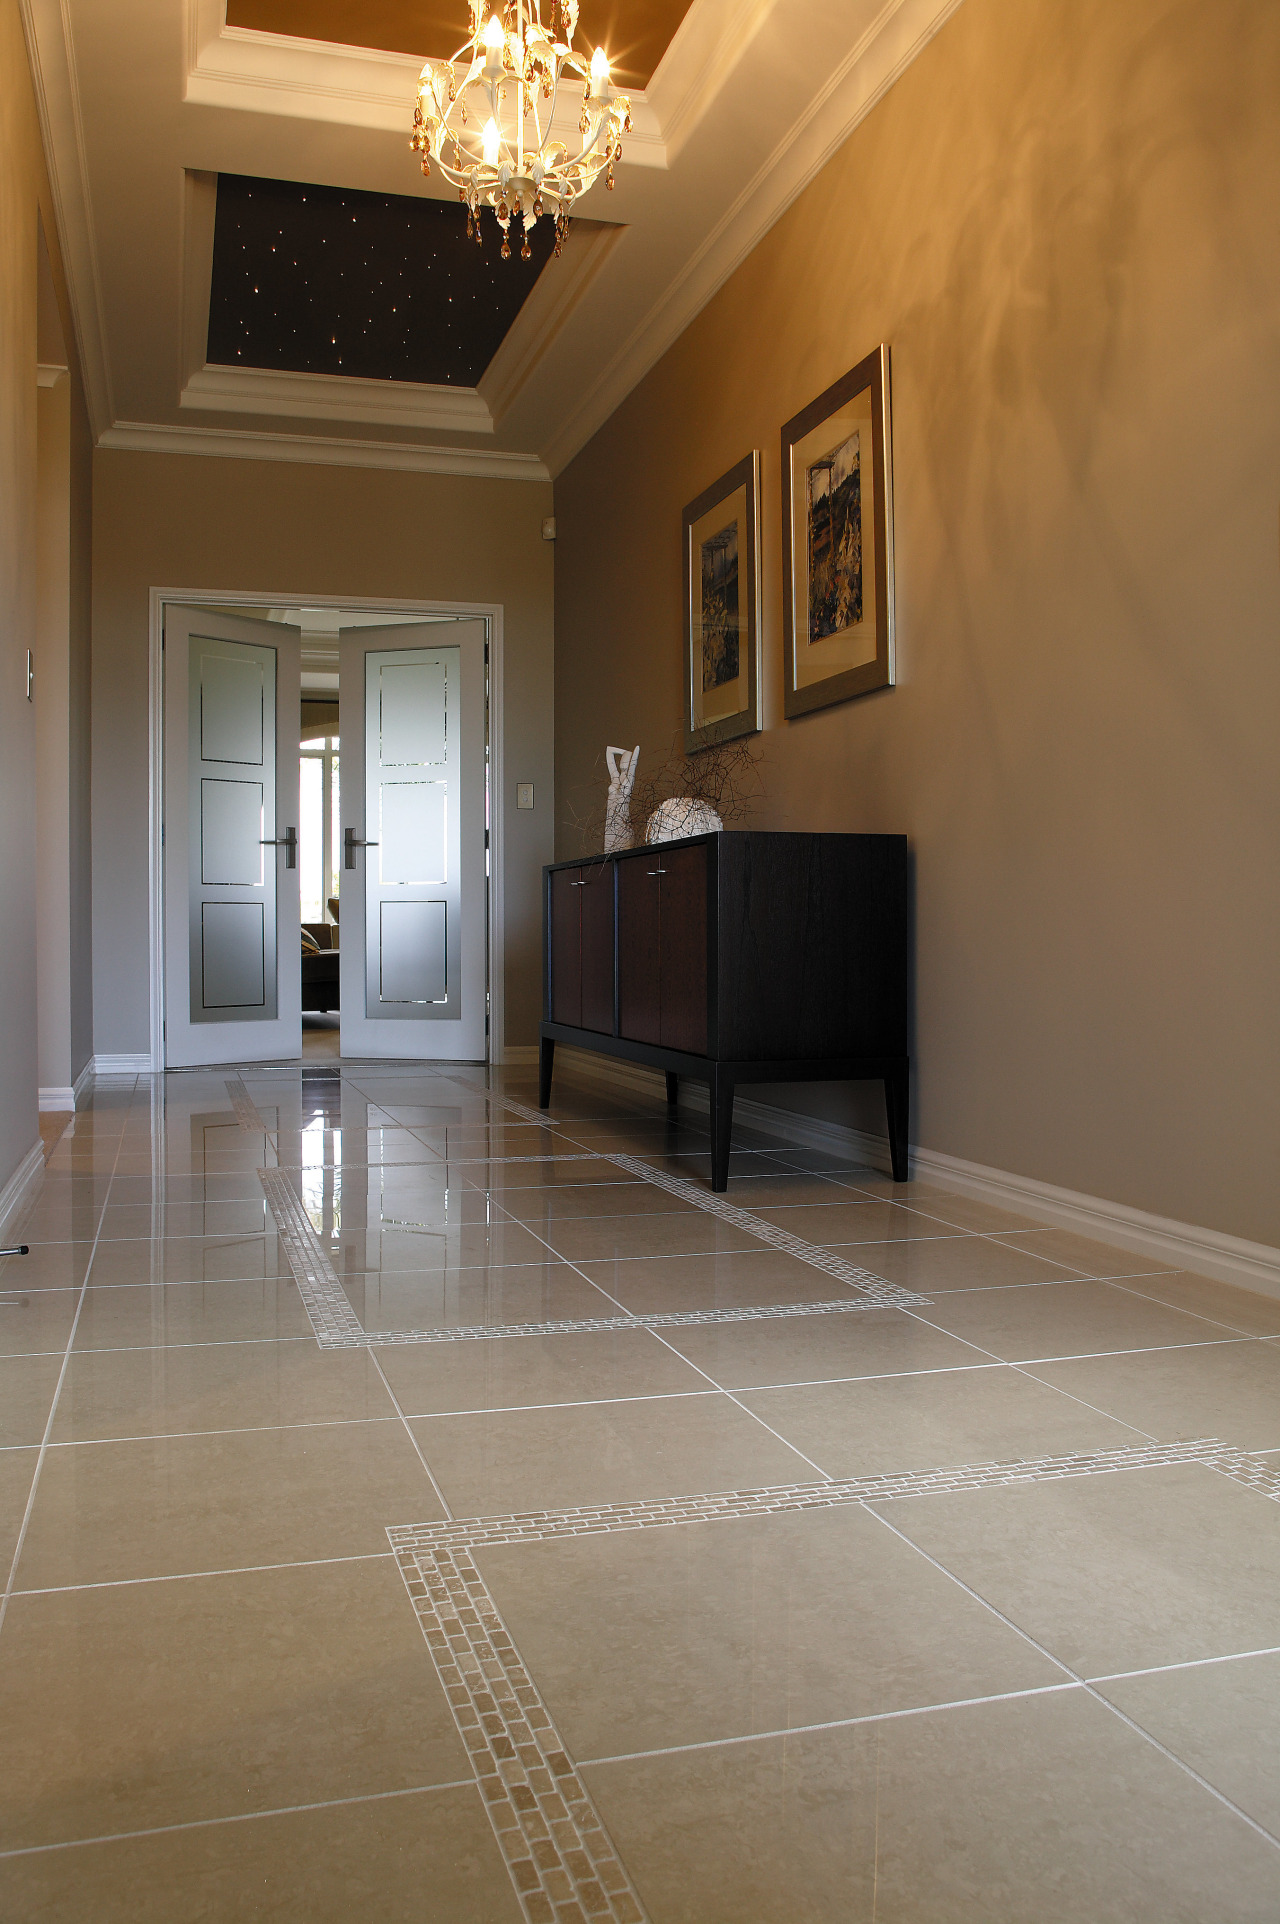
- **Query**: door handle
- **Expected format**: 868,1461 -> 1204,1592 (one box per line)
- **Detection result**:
260,827 -> 297,869
344,827 -> 379,869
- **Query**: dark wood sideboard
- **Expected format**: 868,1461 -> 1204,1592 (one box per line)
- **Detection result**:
540,830 -> 909,1191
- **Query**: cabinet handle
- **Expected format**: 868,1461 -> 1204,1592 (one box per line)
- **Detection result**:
569,880 -> 586,888
646,868 -> 666,877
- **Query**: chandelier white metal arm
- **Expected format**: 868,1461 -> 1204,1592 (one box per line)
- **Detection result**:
412,0 -> 631,258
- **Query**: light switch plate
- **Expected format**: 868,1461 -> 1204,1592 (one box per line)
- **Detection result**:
516,783 -> 535,809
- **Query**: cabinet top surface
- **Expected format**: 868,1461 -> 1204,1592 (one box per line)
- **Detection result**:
545,829 -> 906,875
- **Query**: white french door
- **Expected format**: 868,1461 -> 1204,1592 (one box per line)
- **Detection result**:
338,619 -> 487,1060
163,606 -> 302,1066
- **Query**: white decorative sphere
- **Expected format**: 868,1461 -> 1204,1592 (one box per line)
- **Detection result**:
644,798 -> 723,844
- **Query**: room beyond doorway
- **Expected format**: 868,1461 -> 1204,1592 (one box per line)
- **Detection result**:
149,588 -> 506,1071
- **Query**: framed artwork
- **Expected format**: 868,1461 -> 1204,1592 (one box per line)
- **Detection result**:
782,344 -> 894,718
682,450 -> 761,752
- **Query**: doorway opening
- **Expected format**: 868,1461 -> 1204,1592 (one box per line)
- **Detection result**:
151,590 -> 503,1070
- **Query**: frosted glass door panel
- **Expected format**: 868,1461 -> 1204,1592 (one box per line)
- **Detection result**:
200,780 -> 264,886
188,634 -> 278,1024
163,605 -> 301,1068
364,645 -> 459,1023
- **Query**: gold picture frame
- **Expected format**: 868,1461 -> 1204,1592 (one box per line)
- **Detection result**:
782,344 -> 894,718
682,451 -> 761,753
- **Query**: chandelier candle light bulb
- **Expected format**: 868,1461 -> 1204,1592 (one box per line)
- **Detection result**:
411,0 -> 631,258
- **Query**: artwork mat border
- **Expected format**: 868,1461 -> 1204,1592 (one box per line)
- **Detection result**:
682,449 -> 762,753
782,344 -> 895,719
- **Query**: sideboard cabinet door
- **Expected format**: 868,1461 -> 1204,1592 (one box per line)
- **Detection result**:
579,865 -> 615,1035
658,843 -> 708,1054
618,856 -> 661,1044
549,868 -> 582,1027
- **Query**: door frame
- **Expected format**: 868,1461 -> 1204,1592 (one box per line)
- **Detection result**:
147,585 -> 506,1071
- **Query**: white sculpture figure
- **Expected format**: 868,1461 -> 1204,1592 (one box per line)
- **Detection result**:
603,745 -> 640,852
645,797 -> 723,844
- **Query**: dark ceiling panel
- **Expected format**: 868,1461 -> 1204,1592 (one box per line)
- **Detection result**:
225,0 -> 693,91
206,173 -> 557,388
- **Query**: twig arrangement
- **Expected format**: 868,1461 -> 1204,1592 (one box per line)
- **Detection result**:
563,732 -> 765,854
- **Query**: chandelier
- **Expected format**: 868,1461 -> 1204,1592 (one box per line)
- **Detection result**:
412,0 -> 631,260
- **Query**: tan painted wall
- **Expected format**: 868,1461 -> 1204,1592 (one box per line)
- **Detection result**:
553,0 -> 1280,1246
91,450 -> 554,1055
0,0 -> 94,1192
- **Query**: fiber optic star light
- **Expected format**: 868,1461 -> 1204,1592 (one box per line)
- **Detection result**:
411,0 -> 631,259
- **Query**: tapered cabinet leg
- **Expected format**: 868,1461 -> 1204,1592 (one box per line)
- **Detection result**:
885,1066 -> 909,1182
665,1072 -> 679,1109
710,1072 -> 735,1193
538,1035 -> 555,1109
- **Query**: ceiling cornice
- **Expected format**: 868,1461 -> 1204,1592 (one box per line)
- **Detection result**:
181,363 -> 495,433
19,0 -> 113,436
541,0 -> 967,476
98,419 -> 550,479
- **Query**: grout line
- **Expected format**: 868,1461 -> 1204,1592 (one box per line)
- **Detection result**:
0,1778 -> 479,1861
38,1414 -> 406,1449
12,1550 -> 396,1597
578,1681 -> 1087,1767
366,1347 -> 456,1523
1088,1644 -> 1280,1684
861,1503 -> 1280,1854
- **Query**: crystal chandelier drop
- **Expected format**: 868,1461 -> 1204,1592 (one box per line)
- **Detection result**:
412,0 -> 631,260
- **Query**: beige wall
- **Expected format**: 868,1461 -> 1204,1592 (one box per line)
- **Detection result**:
91,450 -> 555,1056
553,0 -> 1280,1246
0,0 -> 94,1193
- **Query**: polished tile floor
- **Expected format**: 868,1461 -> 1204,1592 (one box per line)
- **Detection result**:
3,1064 -> 1280,1919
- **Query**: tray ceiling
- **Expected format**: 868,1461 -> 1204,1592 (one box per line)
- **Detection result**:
224,0 -> 693,90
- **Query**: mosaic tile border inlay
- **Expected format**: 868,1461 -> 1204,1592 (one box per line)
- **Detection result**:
256,1167 -> 369,1348
394,1542 -> 648,1923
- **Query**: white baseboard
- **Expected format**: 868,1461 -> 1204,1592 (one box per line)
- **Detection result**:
73,1058 -> 94,1100
500,1045 -> 540,1067
38,1087 -> 75,1112
550,1047 -> 1280,1300
90,1053 -> 154,1076
0,1140 -> 45,1241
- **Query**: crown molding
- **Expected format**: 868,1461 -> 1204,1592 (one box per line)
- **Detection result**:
478,220 -> 621,427
181,363 -> 494,434
37,362 -> 68,387
97,418 -> 549,479
19,0 -> 113,436
542,0 -> 967,475
184,0 -> 665,159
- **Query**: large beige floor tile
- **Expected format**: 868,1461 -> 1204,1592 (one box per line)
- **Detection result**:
739,1361 -> 1140,1476
535,1210 -> 765,1263
109,1171 -> 270,1204
576,1248 -> 848,1315
18,1415 -> 443,1586
98,1200 -> 273,1241
456,1154 -> 643,1191
4,1784 -> 524,1924
915,1278 -> 1242,1361
660,1306 -> 993,1388
329,1218 -> 558,1272
828,1233 -> 1087,1294
992,1227 -> 1177,1276
1096,1650 -> 1280,1839
88,1235 -> 292,1287
411,1391 -> 815,1516
0,1287 -> 79,1356
496,1181 -> 701,1222
480,1504 -> 1060,1759
582,1688 -> 1280,1922
0,1557 -> 469,1848
0,1446 -> 36,1573
884,1462 -> 1280,1675
339,1261 -> 619,1334
753,1199 -> 966,1245
1107,1270 -> 1280,1336
1026,1338 -> 1280,1449
0,1242 -> 93,1292
0,1353 -> 64,1446
378,1326 -> 708,1415
50,1340 -> 397,1442
72,1277 -> 315,1350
